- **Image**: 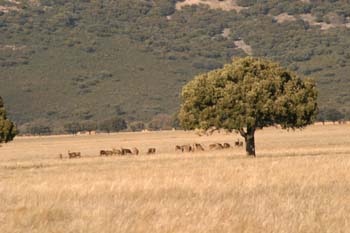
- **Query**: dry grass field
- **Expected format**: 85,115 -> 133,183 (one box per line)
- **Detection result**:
1,124 -> 350,233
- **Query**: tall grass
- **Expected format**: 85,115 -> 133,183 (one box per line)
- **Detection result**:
1,125 -> 350,233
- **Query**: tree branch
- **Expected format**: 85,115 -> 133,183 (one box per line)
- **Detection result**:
239,128 -> 246,138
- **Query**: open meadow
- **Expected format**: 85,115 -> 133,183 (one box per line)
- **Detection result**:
1,124 -> 350,233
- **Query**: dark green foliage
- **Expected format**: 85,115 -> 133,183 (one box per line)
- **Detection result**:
0,96 -> 17,143
99,117 -> 127,133
153,0 -> 177,16
26,123 -> 52,136
80,120 -> 97,133
129,121 -> 146,132
64,122 -> 81,135
179,57 -> 318,156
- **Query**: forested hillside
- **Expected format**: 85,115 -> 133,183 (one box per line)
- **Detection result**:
1,0 -> 350,132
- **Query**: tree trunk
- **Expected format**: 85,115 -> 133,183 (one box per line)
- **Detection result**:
244,127 -> 256,157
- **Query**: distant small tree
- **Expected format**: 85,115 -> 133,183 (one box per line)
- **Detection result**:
99,117 -> 127,133
80,120 -> 97,134
129,121 -> 145,132
0,96 -> 17,143
179,57 -> 318,156
64,122 -> 81,135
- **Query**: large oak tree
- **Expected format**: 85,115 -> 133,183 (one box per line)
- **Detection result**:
0,96 -> 17,144
179,57 -> 318,156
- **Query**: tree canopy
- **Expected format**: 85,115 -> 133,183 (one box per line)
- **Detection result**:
0,96 -> 17,143
179,57 -> 318,156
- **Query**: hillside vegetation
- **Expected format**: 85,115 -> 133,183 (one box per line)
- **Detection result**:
1,0 -> 350,131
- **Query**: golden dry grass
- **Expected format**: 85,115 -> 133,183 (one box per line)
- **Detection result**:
1,125 -> 350,233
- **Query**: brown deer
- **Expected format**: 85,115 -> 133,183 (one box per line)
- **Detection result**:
175,145 -> 182,152
101,150 -> 117,156
121,148 -> 133,155
106,150 -> 114,156
147,148 -> 156,155
68,151 -> 81,159
235,139 -> 243,147
209,143 -> 224,150
181,144 -> 193,152
112,148 -> 122,155
132,147 -> 139,155
193,143 -> 205,151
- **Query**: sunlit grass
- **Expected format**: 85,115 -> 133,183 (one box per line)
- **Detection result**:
1,125 -> 350,233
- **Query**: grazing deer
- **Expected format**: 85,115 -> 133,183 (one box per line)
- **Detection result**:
68,151 -> 81,159
209,143 -> 224,150
113,148 -> 122,155
147,148 -> 156,155
106,150 -> 114,156
193,143 -> 205,152
132,147 -> 139,155
181,144 -> 193,152
235,139 -> 244,147
175,145 -> 182,152
121,148 -> 133,155
100,150 -> 114,156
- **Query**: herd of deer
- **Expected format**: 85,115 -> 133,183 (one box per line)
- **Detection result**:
176,139 -> 244,152
99,147 -> 156,156
60,139 -> 244,159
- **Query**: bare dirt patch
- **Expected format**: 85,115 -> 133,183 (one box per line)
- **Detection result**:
273,12 -> 350,30
7,0 -> 20,4
274,13 -> 297,24
0,45 -> 27,51
300,13 -> 340,30
234,39 -> 252,55
221,28 -> 231,38
0,5 -> 20,13
175,0 -> 248,12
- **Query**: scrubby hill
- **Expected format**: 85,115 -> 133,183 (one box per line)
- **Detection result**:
1,0 -> 350,131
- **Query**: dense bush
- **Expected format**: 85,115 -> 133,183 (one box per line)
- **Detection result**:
99,117 -> 127,133
129,121 -> 146,132
0,96 -> 17,142
22,119 -> 52,136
